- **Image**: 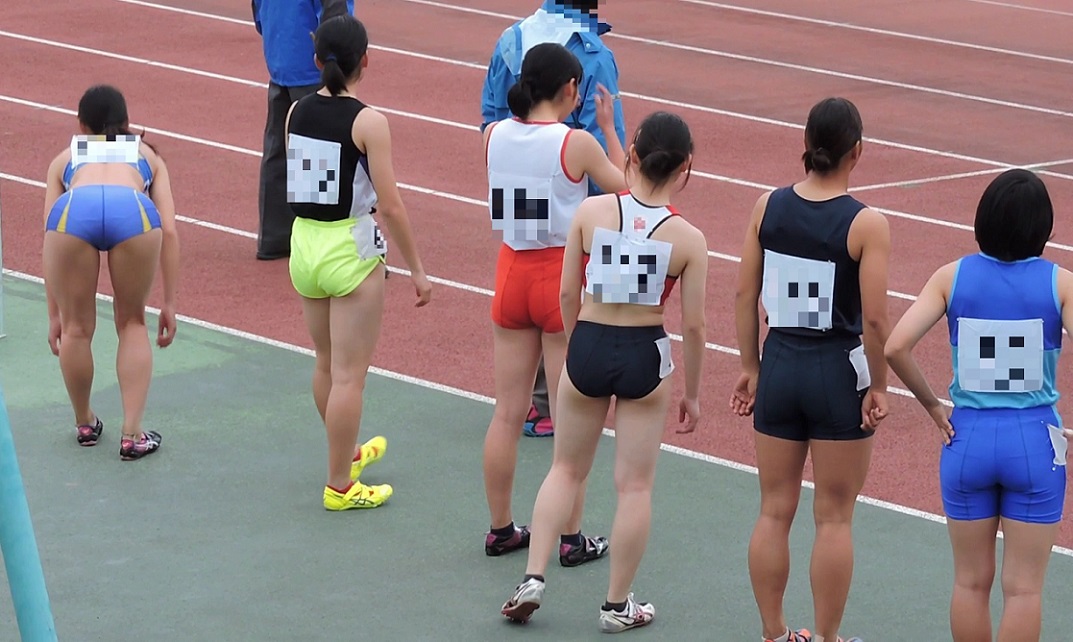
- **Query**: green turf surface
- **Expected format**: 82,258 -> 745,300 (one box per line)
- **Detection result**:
0,275 -> 1070,640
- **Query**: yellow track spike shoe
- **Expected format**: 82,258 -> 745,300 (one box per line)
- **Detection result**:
323,481 -> 393,511
350,436 -> 387,481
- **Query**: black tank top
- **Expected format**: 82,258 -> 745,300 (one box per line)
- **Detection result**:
286,93 -> 370,223
758,186 -> 866,338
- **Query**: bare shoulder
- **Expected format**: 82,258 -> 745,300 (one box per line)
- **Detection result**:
47,148 -> 71,177
853,206 -> 889,232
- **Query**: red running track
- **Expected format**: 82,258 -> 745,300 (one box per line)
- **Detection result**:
0,0 -> 1071,545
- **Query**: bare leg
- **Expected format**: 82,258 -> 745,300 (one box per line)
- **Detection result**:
106,230 -> 163,439
524,369 -> 609,577
996,518 -> 1059,642
946,518 -> 998,641
748,432 -> 809,640
808,437 -> 873,640
42,232 -> 101,429
482,325 -> 543,529
321,264 -> 385,490
605,377 -> 671,603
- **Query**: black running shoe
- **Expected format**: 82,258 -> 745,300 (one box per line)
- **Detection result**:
77,418 -> 103,447
119,430 -> 162,461
559,534 -> 609,567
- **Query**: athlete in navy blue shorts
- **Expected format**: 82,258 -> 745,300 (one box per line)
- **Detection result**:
886,169 -> 1070,642
43,85 -> 180,461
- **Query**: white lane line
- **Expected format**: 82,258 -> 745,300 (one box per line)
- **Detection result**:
964,0 -> 1073,18
103,0 -> 1073,182
679,0 -> 1073,66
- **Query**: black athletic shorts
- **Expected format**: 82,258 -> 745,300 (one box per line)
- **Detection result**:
754,329 -> 874,441
566,321 -> 673,400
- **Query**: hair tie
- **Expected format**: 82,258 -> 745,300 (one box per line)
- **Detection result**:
325,54 -> 337,63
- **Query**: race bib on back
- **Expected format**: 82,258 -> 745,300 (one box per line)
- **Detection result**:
585,226 -> 673,305
287,133 -> 341,205
762,249 -> 836,330
488,171 -> 553,245
957,317 -> 1044,392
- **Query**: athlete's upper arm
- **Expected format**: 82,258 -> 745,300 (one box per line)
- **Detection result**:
355,108 -> 404,215
42,153 -> 68,222
1056,267 -> 1073,337
885,262 -> 955,355
560,203 -> 589,299
736,191 -> 770,300
568,130 -> 626,195
853,208 -> 891,327
678,225 -> 710,330
148,154 -> 178,234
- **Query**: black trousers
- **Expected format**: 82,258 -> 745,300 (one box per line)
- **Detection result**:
257,81 -> 321,259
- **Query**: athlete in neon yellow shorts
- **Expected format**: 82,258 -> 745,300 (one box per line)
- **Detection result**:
285,15 -> 432,511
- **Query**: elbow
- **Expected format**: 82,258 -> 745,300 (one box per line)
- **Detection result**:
883,336 -> 906,365
682,316 -> 706,341
864,314 -> 890,342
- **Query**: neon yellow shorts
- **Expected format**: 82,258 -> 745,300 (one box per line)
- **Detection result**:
289,216 -> 386,299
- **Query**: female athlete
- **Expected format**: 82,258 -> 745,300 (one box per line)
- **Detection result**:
499,110 -> 707,633
481,42 -> 627,563
731,97 -> 891,642
43,84 -> 179,461
885,169 -> 1070,642
285,15 -> 432,511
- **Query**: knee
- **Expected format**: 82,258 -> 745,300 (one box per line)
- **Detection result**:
614,467 -> 654,496
114,308 -> 147,331
1001,571 -> 1044,600
813,490 -> 860,525
61,318 -> 95,340
329,364 -> 367,389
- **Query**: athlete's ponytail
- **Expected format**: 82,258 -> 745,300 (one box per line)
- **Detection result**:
627,111 -> 694,190
314,15 -> 369,96
508,43 -> 582,120
801,97 -> 862,175
77,84 -> 157,153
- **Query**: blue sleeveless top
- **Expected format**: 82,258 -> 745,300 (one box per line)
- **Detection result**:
947,253 -> 1062,409
62,157 -> 154,192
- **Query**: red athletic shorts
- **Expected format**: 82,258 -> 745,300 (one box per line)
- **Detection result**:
491,244 -> 565,334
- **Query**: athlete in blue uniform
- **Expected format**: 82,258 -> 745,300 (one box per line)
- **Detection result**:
43,85 -> 180,461
886,169 -> 1070,642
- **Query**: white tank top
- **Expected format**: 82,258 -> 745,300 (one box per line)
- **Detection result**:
585,192 -> 676,306
485,118 -> 590,251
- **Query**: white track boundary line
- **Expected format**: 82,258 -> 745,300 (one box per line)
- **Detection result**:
965,0 -> 1073,18
104,0 -> 1073,183
679,0 -> 1073,66
3,267 -> 1070,559
0,168 -> 929,401
390,0 -> 1073,120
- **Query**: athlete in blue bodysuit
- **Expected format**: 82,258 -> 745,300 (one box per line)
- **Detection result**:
43,85 -> 180,461
886,169 -> 1071,641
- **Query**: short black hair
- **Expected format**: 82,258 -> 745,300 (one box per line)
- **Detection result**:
974,169 -> 1053,261
802,97 -> 863,175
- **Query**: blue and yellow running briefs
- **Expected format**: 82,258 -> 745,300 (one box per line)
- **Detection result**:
45,184 -> 161,251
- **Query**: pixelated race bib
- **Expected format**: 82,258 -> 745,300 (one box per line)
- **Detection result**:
287,133 -> 341,206
585,226 -> 673,305
352,213 -> 387,261
956,317 -> 1044,392
488,171 -> 554,246
761,249 -> 836,330
70,134 -> 141,168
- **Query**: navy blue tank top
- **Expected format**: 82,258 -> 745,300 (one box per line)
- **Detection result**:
758,186 -> 867,338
